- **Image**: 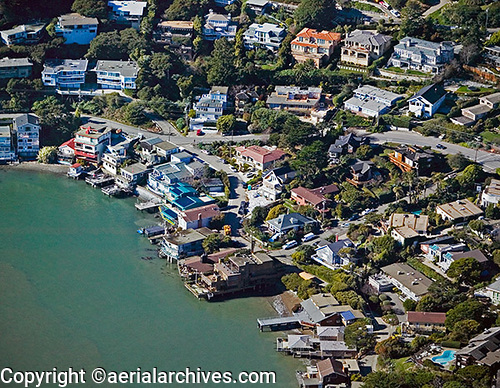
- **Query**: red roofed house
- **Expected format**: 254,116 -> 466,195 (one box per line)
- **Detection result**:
234,145 -> 286,171
178,204 -> 221,230
403,311 -> 446,334
58,138 -> 76,165
316,358 -> 350,387
291,184 -> 340,212
291,28 -> 341,68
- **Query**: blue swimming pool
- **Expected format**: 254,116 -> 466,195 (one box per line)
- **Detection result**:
431,350 -> 456,365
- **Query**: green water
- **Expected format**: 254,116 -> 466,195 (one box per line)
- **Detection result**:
0,169 -> 301,387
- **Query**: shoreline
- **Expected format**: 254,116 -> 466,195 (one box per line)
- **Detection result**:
0,162 -> 68,176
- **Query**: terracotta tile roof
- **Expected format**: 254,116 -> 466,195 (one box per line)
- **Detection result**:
235,145 -> 286,164
407,311 -> 446,325
295,28 -> 341,42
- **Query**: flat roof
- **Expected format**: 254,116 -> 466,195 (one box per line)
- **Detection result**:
381,262 -> 432,297
0,57 -> 32,68
121,162 -> 150,174
437,198 -> 483,220
108,0 -> 147,16
43,59 -> 88,73
163,227 -> 212,246
94,60 -> 139,77
58,13 -> 98,27
390,213 -> 429,233
0,125 -> 11,137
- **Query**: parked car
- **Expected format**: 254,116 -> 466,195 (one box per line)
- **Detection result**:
283,240 -> 298,250
349,214 -> 359,221
246,172 -> 256,179
341,222 -> 350,228
302,232 -> 316,243
436,143 -> 446,150
201,149 -> 211,155
196,129 -> 204,136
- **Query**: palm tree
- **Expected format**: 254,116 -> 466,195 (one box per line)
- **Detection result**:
393,185 -> 404,200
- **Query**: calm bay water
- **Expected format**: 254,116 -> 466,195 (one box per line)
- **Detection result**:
0,169 -> 301,387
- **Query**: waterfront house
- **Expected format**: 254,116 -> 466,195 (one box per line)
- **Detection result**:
258,166 -> 296,200
178,204 -> 221,230
297,359 -> 357,388
291,184 -> 339,212
101,134 -> 137,175
347,159 -> 375,187
266,212 -> 318,234
482,179 -> 500,207
408,83 -> 447,118
291,28 -> 341,68
436,198 -> 483,222
42,59 -> 88,89
0,126 -> 15,162
0,57 -> 33,79
246,0 -> 271,14
328,133 -> 367,164
74,122 -> 112,164
120,162 -> 151,185
147,162 -> 193,196
402,311 -> 446,334
243,23 -> 286,52
451,92 -> 500,126
277,334 -> 357,359
93,60 -> 139,90
152,140 -> 180,164
341,29 -> 391,67
388,213 -> 429,246
160,227 -> 212,261
234,145 -> 286,171
388,145 -> 435,174
312,239 -> 357,270
108,0 -> 147,29
389,37 -> 454,74
266,86 -> 323,116
381,263 -> 432,301
0,23 -> 45,46
58,138 -> 76,165
344,85 -> 402,118
317,326 -> 345,341
299,293 -> 365,326
456,327 -> 500,369
55,13 -> 98,45
13,113 -> 40,160
202,10 -> 238,41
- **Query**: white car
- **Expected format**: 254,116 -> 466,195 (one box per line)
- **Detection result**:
201,149 -> 210,155
302,232 -> 316,243
283,240 -> 298,250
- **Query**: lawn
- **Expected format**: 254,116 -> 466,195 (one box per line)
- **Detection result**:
351,1 -> 383,13
456,86 -> 496,95
406,69 -> 428,76
407,257 -> 445,282
385,66 -> 405,73
334,110 -> 372,127
481,130 -> 500,145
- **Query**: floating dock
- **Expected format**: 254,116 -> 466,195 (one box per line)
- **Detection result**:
135,198 -> 161,212
85,174 -> 114,188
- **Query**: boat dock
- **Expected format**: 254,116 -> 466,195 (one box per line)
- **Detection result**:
85,174 -> 114,188
257,316 -> 302,332
137,225 -> 165,238
135,198 -> 161,212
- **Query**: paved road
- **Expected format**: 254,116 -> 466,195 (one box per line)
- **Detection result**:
423,0 -> 450,17
359,129 -> 500,173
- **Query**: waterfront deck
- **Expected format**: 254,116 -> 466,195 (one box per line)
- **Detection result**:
257,316 -> 302,332
85,174 -> 114,188
135,198 -> 161,212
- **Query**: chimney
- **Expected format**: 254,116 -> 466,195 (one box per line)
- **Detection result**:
336,234 -> 339,242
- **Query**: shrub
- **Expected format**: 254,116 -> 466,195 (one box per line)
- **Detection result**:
441,340 -> 461,349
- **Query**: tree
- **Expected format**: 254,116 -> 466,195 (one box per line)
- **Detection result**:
447,257 -> 481,285
447,153 -> 471,170
32,96 -> 76,144
202,233 -> 222,254
85,29 -> 147,60
123,102 -> 146,125
448,319 -> 481,344
344,320 -> 376,352
403,299 -> 417,312
163,0 -> 208,21
249,206 -> 268,227
457,164 -> 482,187
294,0 -> 335,29
375,337 -> 411,359
266,204 -> 287,221
291,245 -> 316,265
445,299 -> 486,330
216,115 -> 236,134
399,0 -> 424,39
71,0 -> 107,18
37,146 -> 58,164
485,204 -> 500,219
355,145 -> 373,160
290,141 -> 328,180
206,38 -> 237,86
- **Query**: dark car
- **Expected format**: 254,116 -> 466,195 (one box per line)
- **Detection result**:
436,143 -> 446,150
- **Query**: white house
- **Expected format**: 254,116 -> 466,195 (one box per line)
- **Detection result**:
312,239 -> 357,270
0,126 -> 15,162
55,13 -> 98,45
42,59 -> 88,89
120,162 -> 151,184
381,263 -> 432,301
93,60 -> 139,90
243,23 -> 286,51
485,278 -> 500,305
0,23 -> 45,46
108,1 -> 147,29
189,87 -> 228,130
178,204 -> 221,230
482,179 -> 500,207
215,0 -> 236,5
13,113 -> 40,160
202,10 -> 238,41
344,85 -> 402,118
408,83 -> 447,118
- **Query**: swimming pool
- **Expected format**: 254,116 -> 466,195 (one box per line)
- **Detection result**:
431,350 -> 456,365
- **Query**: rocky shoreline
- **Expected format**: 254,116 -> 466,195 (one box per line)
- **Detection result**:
0,162 -> 68,176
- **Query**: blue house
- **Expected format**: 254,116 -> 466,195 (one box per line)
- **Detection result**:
55,13 -> 98,45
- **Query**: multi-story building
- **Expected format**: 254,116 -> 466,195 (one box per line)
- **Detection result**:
74,122 -> 112,163
93,60 -> 138,90
388,145 -> 435,174
108,0 -> 147,29
451,92 -> 500,126
189,87 -> 228,130
408,83 -> 447,118
344,85 -> 402,117
341,29 -> 391,67
259,166 -> 296,200
266,86 -> 323,116
0,126 -> 15,162
436,198 -> 483,222
234,145 -> 286,171
55,13 -> 98,45
482,179 -> 500,207
159,227 -> 212,261
246,0 -> 271,14
202,10 -> 238,41
381,263 -> 432,301
291,184 -> 339,212
153,20 -> 193,44
389,37 -> 454,74
0,23 -> 45,46
42,59 -> 88,89
0,57 -> 33,79
13,114 -> 40,160
456,327 -> 500,369
291,28 -> 341,68
243,23 -> 286,51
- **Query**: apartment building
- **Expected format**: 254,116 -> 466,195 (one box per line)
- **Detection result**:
14,114 -> 40,159
93,60 -> 139,90
42,59 -> 88,89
